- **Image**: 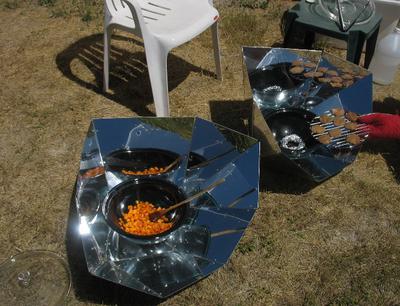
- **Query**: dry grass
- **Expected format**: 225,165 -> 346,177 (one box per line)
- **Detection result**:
1,1 -> 400,305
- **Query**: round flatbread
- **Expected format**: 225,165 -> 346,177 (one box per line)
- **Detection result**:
304,62 -> 317,68
289,66 -> 305,74
318,77 -> 330,83
344,122 -> 358,130
342,68 -> 354,75
318,134 -> 331,144
331,108 -> 345,116
328,128 -> 342,138
331,76 -> 343,83
341,74 -> 353,80
326,70 -> 339,76
333,117 -> 345,126
320,114 -> 333,124
292,60 -> 304,67
345,111 -> 358,122
330,82 -> 343,88
343,80 -> 354,87
304,71 -> 324,78
346,134 -> 361,145
311,125 -> 326,134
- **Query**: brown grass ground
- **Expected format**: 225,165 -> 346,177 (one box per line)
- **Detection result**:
1,1 -> 400,305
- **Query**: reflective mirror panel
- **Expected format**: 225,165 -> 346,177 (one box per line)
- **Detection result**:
243,47 -> 372,182
75,117 -> 260,298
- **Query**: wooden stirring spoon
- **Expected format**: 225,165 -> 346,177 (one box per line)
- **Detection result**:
162,155 -> 182,173
149,178 -> 225,222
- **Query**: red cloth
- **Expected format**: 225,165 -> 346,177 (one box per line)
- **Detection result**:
358,113 -> 400,139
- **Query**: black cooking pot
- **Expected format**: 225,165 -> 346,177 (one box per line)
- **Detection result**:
249,62 -> 305,89
249,63 -> 310,108
264,108 -> 318,155
104,148 -> 180,176
103,178 -> 187,240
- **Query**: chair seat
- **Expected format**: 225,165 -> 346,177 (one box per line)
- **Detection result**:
111,0 -> 218,47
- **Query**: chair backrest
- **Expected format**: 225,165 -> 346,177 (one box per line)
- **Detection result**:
105,0 -> 174,24
105,0 -> 132,18
136,0 -> 173,23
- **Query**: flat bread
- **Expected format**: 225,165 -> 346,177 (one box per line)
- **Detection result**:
346,134 -> 361,145
328,128 -> 342,138
318,134 -> 331,144
311,125 -> 326,134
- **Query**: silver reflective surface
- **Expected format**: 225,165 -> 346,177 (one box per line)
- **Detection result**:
75,117 -> 260,298
243,47 -> 372,182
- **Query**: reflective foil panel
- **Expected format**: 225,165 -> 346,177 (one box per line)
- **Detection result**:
243,47 -> 372,182
75,117 -> 260,298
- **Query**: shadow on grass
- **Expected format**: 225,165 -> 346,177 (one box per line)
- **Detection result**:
209,99 -> 317,194
259,156 -> 318,194
372,96 -> 400,114
65,184 -> 164,306
209,99 -> 252,134
360,97 -> 400,183
56,33 -> 215,116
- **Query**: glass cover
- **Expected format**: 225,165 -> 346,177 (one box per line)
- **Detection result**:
318,0 -> 375,31
243,46 -> 372,182
0,250 -> 71,305
75,117 -> 260,298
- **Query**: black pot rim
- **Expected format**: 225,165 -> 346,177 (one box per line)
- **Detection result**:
105,148 -> 181,177
263,107 -> 316,120
103,178 -> 187,241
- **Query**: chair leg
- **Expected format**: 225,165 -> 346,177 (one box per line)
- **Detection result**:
145,43 -> 170,117
103,25 -> 112,92
347,31 -> 366,65
304,30 -> 315,49
364,26 -> 380,69
211,22 -> 222,80
283,11 -> 297,47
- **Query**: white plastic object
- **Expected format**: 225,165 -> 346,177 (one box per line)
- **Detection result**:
373,0 -> 400,41
368,25 -> 400,85
103,0 -> 222,117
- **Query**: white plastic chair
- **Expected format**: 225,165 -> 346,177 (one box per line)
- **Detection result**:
103,0 -> 222,117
